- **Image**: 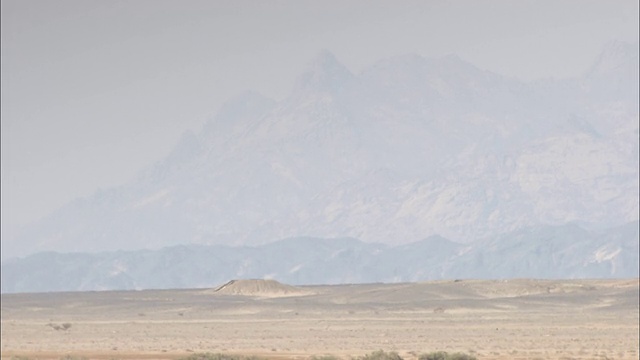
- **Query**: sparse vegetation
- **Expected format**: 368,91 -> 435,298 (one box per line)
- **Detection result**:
419,351 -> 477,360
353,351 -> 476,360
359,350 -> 403,360
309,356 -> 342,360
46,322 -> 72,331
176,351 -> 478,360
178,353 -> 263,360
12,350 -> 478,360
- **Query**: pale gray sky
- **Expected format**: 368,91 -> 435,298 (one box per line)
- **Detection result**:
1,0 -> 638,233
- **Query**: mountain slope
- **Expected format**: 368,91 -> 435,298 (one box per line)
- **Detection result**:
4,41 -> 639,259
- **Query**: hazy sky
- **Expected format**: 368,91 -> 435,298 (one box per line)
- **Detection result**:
1,0 -> 638,233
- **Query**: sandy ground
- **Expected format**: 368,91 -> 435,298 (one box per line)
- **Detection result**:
1,279 -> 638,360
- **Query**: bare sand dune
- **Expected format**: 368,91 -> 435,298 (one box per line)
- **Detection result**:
210,279 -> 313,298
1,279 -> 638,360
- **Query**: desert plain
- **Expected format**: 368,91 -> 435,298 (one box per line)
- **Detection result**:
1,278 -> 638,360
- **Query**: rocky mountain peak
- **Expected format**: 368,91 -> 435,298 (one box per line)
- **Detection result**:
586,40 -> 639,77
202,90 -> 275,137
292,50 -> 355,96
3,44 -> 638,260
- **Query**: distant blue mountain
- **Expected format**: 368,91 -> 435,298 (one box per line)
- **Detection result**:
2,222 -> 637,293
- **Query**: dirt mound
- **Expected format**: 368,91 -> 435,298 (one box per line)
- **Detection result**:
213,279 -> 312,297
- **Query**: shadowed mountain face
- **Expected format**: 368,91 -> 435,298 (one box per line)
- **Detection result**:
4,41 -> 639,260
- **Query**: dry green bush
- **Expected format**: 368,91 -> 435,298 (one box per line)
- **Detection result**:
177,350 -> 477,360
359,350 -> 403,360
309,356 -> 342,360
46,322 -> 72,331
178,354 -> 262,360
419,351 -> 477,360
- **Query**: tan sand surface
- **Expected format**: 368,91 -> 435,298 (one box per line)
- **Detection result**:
1,279 -> 638,360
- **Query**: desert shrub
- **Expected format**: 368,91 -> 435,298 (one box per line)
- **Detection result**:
46,322 -> 72,331
420,352 -> 448,360
310,356 -> 342,360
178,354 -> 263,360
59,356 -> 88,360
10,356 -> 32,360
359,350 -> 403,360
448,354 -> 476,360
419,352 -> 476,360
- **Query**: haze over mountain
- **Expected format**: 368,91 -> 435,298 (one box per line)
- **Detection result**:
3,41 -> 638,265
2,221 -> 637,293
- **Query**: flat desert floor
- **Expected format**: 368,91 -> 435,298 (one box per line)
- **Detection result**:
1,279 -> 638,360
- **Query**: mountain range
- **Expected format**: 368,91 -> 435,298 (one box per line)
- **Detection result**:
2,221 -> 637,293
2,41 -> 638,291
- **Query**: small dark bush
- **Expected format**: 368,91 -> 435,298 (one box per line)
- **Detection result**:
448,354 -> 476,360
310,356 -> 342,360
359,350 -> 403,360
178,354 -> 262,360
46,322 -> 72,331
419,352 -> 476,360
